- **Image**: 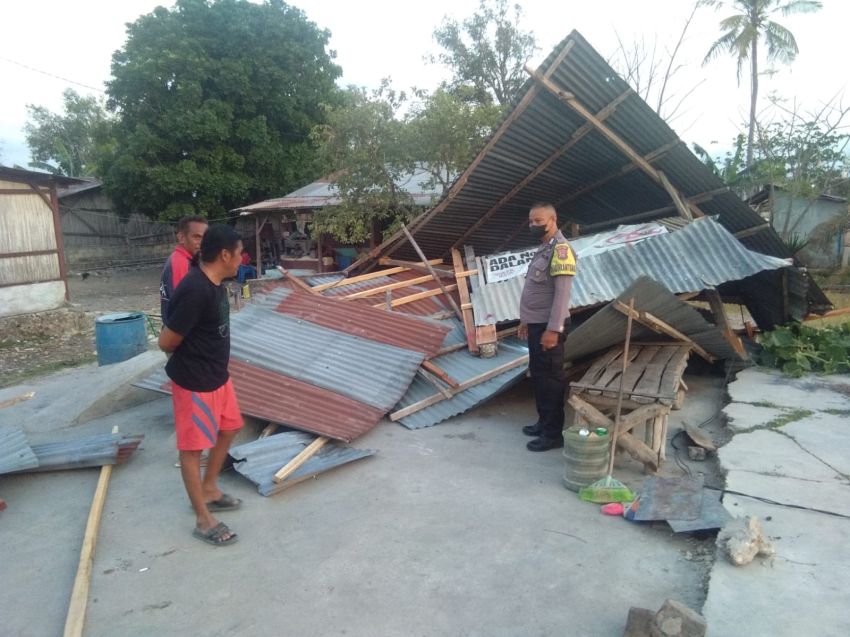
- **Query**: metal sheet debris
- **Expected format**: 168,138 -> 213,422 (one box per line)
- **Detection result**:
667,490 -> 733,533
0,425 -> 38,474
627,475 -> 705,522
229,431 -> 375,496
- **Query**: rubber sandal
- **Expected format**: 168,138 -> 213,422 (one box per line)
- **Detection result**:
205,493 -> 242,512
192,522 -> 238,546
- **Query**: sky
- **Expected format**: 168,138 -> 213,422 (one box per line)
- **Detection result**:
1,0 -> 847,169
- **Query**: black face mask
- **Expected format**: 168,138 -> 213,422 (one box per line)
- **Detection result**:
529,224 -> 547,239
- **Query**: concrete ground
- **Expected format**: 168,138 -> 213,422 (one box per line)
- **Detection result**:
0,359 -> 726,637
703,368 -> 850,637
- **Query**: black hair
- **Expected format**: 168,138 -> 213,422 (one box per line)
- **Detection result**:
177,215 -> 208,234
197,224 -> 241,264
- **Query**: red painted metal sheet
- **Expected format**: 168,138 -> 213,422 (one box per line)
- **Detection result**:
273,290 -> 449,357
228,361 -> 385,442
156,362 -> 386,442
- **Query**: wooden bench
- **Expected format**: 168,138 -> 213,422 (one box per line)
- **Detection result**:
568,343 -> 691,472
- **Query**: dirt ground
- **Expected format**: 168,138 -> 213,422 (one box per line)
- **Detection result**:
0,267 -> 163,388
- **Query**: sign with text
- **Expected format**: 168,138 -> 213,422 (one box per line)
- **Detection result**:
483,248 -> 537,284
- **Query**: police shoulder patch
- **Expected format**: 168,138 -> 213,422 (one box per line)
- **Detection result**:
549,243 -> 576,276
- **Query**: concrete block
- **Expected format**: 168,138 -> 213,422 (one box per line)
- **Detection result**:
650,599 -> 706,637
624,607 -> 655,637
782,411 -> 850,477
687,446 -> 706,461
727,368 -> 850,412
718,429 -> 843,482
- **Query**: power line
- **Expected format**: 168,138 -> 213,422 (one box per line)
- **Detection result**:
0,56 -> 105,93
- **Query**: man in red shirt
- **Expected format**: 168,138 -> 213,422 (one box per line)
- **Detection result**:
160,215 -> 208,322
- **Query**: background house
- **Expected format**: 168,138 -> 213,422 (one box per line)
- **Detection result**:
0,166 -> 82,317
750,185 -> 849,269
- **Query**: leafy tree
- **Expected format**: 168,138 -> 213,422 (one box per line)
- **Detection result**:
692,134 -> 748,191
310,84 -> 416,244
24,89 -> 114,177
406,88 -> 500,194
102,0 -> 341,220
701,0 -> 822,167
431,0 -> 537,107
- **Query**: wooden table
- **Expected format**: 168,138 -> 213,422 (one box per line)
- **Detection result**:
568,343 -> 692,472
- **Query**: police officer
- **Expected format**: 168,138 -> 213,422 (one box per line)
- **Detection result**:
518,202 -> 577,451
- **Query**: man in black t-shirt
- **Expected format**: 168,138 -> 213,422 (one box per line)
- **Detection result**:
159,225 -> 244,547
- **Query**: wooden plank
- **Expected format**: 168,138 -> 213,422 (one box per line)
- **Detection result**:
631,345 -> 681,401
615,345 -> 662,396
567,394 -> 613,430
421,360 -> 460,389
618,403 -> 669,435
658,171 -> 693,221
312,266 -> 412,292
389,355 -> 529,421
587,346 -> 642,393
276,266 -> 319,295
575,347 -> 625,387
463,245 -> 484,292
658,347 -> 692,399
452,247 -> 479,353
63,427 -> 118,637
371,284 -> 458,309
618,431 -> 659,472
613,301 -> 715,363
706,289 -> 746,357
417,368 -> 453,399
573,393 -> 647,412
342,274 -> 434,299
569,382 -> 676,402
273,437 -> 329,483
402,224 -> 463,320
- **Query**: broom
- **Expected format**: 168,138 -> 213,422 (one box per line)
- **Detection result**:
579,297 -> 636,504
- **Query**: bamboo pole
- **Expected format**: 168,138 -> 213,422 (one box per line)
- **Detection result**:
63,426 -> 118,637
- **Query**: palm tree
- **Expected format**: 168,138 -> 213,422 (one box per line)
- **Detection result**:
702,0 -> 822,167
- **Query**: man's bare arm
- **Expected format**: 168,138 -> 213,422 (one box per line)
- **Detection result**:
158,326 -> 185,353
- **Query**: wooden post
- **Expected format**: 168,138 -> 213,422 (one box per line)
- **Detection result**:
273,437 -> 329,483
613,301 -> 715,363
705,289 -> 746,358
254,215 -> 262,278
63,426 -> 118,637
451,248 -> 479,353
401,225 -> 463,320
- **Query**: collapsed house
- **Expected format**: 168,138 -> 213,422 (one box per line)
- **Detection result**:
136,30 -> 831,495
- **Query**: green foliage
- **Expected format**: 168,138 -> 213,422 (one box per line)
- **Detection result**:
431,0 -> 537,107
781,233 -> 809,255
701,0 -> 823,165
311,84 -> 415,244
406,88 -> 500,193
759,322 -> 850,377
102,0 -> 341,220
311,83 -> 500,244
24,89 -> 114,177
692,134 -> 747,189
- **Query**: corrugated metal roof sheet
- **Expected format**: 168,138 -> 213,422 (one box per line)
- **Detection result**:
256,283 -> 450,355
564,276 -> 741,362
234,164 -> 440,213
229,431 -> 375,496
394,339 -> 529,429
356,30 -> 829,313
0,425 -> 38,474
24,433 -> 143,472
231,305 -> 423,411
472,218 -> 790,325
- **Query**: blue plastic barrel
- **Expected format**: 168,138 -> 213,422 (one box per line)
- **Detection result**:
95,312 -> 148,366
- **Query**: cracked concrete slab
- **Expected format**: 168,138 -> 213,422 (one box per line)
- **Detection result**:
727,368 -> 850,412
704,494 -> 850,637
722,402 -> 790,433
782,412 -> 850,478
724,470 -> 850,519
719,429 -> 845,483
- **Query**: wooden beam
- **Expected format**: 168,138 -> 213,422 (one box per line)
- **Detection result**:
613,301 -> 715,363
389,354 -> 529,421
342,274 -> 435,299
378,258 -> 453,278
371,284 -> 458,309
705,289 -> 746,358
734,223 -> 772,240
63,428 -> 118,637
273,436 -> 329,483
276,266 -> 319,295
657,171 -> 693,221
421,360 -> 460,389
402,224 -> 463,320
313,263 -> 441,292
451,248 -> 479,353
417,368 -> 453,399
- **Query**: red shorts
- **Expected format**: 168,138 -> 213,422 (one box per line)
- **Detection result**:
171,379 -> 243,451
